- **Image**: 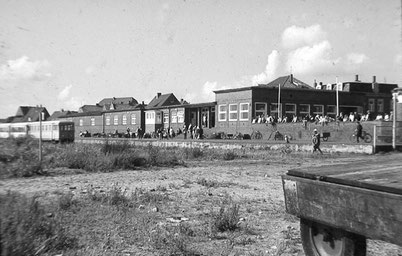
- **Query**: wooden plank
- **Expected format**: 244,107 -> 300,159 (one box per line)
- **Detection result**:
289,161 -> 401,178
287,160 -> 402,195
282,175 -> 402,246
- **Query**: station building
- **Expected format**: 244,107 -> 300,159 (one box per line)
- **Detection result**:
213,74 -> 398,134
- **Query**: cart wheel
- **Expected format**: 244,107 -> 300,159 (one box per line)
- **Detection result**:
300,219 -> 366,256
364,134 -> 372,143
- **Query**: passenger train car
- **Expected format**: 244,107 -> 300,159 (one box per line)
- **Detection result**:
0,120 -> 75,142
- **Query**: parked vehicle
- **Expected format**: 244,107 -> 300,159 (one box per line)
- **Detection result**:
0,120 -> 75,142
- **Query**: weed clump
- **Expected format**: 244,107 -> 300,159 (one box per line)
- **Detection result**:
223,151 -> 237,161
0,192 -> 77,255
211,196 -> 241,233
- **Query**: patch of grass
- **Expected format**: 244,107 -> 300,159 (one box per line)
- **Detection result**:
58,191 -> 77,210
223,151 -> 237,161
196,177 -> 236,188
0,191 -> 77,255
211,196 -> 241,233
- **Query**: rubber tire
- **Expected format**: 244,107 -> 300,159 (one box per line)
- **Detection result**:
300,219 -> 366,256
364,134 -> 372,143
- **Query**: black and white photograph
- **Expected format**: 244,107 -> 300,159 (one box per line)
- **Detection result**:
1,0 -> 401,255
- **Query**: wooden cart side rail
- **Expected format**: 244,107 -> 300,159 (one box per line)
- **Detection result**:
282,175 -> 402,246
287,161 -> 402,196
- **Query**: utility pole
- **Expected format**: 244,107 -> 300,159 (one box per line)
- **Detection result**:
39,107 -> 42,163
278,83 -> 281,120
336,77 -> 339,117
392,92 -> 397,150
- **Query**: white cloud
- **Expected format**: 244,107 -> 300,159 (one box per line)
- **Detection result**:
346,53 -> 369,65
57,84 -> 73,101
281,24 -> 327,49
85,66 -> 96,75
63,97 -> 84,111
252,50 -> 280,85
394,54 -> 402,65
0,56 -> 51,81
286,41 -> 341,75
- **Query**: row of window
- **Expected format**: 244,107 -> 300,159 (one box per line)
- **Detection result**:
79,114 -> 138,126
79,110 -> 187,126
218,103 -> 335,121
163,110 -> 185,124
218,103 -> 250,121
368,98 -> 384,113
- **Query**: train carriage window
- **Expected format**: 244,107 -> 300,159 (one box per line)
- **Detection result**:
106,116 -> 111,126
79,119 -> 83,126
114,115 -> 118,125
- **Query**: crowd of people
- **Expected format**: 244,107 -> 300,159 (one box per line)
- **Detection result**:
153,124 -> 204,140
252,110 -> 393,127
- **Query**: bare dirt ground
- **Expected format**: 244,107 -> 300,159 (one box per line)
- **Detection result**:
1,153 -> 402,256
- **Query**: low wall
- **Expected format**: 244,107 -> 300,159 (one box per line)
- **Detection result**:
76,138 -> 374,154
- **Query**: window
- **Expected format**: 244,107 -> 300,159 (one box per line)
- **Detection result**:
122,115 -> 127,125
156,112 -> 162,123
229,104 -> 238,121
177,110 -> 184,123
90,118 -> 95,126
377,99 -> 384,113
218,105 -> 227,121
163,112 -> 169,124
255,103 -> 267,117
270,103 -> 280,116
131,114 -> 136,124
171,109 -> 178,123
299,104 -> 310,116
285,104 -> 296,115
313,105 -> 324,116
79,119 -> 83,126
240,103 -> 249,121
106,116 -> 111,126
327,105 -> 336,116
368,99 -> 375,112
113,115 -> 118,125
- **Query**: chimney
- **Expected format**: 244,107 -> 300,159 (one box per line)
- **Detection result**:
157,92 -> 161,98
355,74 -> 359,82
142,101 -> 144,105
313,79 -> 317,88
290,74 -> 294,83
372,75 -> 379,93
180,98 -> 184,104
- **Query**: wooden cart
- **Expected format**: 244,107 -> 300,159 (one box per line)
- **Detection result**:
282,159 -> 402,256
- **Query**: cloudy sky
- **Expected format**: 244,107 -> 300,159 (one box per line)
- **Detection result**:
0,0 -> 401,118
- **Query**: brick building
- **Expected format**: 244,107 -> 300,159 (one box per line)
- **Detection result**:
214,74 -> 398,134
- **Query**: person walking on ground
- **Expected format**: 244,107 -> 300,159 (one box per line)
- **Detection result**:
356,121 -> 363,143
312,129 -> 323,154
